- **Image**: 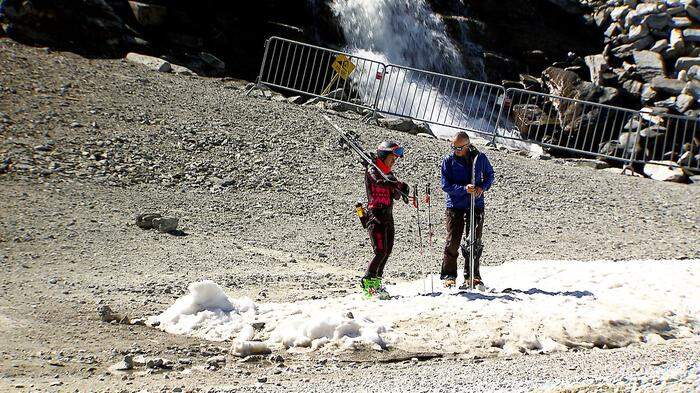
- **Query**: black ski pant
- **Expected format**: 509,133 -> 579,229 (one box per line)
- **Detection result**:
364,210 -> 395,279
440,207 -> 484,280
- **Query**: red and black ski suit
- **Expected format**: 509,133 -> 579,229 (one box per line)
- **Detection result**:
364,159 -> 406,280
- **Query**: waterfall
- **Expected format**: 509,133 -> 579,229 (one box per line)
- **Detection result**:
327,0 -> 491,139
319,0 -> 540,152
328,0 -> 465,76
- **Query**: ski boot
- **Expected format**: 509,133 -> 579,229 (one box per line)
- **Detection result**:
361,278 -> 378,299
459,277 -> 484,291
373,278 -> 391,300
443,278 -> 456,288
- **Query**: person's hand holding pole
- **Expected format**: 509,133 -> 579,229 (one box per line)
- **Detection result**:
466,184 -> 483,197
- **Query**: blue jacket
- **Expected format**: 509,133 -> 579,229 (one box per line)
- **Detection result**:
441,150 -> 495,209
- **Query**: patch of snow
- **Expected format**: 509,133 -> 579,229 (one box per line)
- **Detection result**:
149,260 -> 700,355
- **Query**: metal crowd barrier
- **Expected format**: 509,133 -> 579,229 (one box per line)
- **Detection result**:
250,37 -> 699,172
252,36 -> 385,112
376,64 -> 505,138
499,88 -> 699,170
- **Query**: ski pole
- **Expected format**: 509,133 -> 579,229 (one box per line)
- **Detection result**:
425,183 -> 433,294
468,155 -> 478,290
412,184 -> 424,255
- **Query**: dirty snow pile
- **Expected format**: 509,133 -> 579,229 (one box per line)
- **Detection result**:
149,260 -> 699,356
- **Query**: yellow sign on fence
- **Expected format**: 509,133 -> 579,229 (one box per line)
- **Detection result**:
331,54 -> 356,80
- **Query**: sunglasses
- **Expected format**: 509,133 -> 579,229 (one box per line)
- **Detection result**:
451,143 -> 470,152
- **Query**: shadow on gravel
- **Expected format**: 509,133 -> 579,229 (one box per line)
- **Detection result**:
167,230 -> 189,237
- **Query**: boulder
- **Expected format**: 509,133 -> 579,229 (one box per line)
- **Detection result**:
670,29 -> 686,52
676,94 -> 695,112
377,117 -> 434,136
151,216 -> 179,233
687,4 -> 700,22
688,65 -> 700,81
684,28 -> 700,43
650,77 -> 686,95
643,13 -> 671,30
650,39 -> 670,53
200,52 -> 225,71
671,16 -> 693,28
675,57 -> 700,71
633,51 -> 666,82
511,104 -> 559,138
125,53 -> 171,72
584,54 -> 608,85
128,1 -> 167,27
643,161 -> 689,182
683,80 -> 700,100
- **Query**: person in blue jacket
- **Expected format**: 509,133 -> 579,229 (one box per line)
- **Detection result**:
440,131 -> 495,289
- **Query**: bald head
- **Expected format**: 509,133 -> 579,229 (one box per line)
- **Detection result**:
451,132 -> 470,157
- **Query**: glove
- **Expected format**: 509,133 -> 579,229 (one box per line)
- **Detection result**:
399,182 -> 410,204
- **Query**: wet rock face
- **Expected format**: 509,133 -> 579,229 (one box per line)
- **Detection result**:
429,0 -> 603,83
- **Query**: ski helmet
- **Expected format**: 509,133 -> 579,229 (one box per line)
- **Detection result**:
376,141 -> 404,160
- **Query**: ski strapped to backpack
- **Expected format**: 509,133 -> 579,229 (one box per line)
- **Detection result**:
323,115 -> 412,200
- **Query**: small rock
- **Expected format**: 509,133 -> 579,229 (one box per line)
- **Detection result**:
126,53 -> 171,72
113,355 -> 134,371
135,213 -> 162,229
257,377 -> 268,383
151,216 -> 179,233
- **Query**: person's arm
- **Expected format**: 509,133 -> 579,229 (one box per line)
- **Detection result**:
441,158 -> 467,196
480,155 -> 495,192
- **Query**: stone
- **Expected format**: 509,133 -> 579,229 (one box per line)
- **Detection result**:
688,65 -> 700,80
151,216 -> 179,233
639,125 -> 666,138
690,175 -> 700,185
643,161 -> 688,182
633,51 -> 666,82
627,24 -> 650,42
286,96 -> 304,104
377,117 -> 434,136
684,80 -> 700,99
200,52 -> 226,72
675,94 -> 695,112
565,158 -> 611,170
135,213 -> 162,229
670,29 -> 685,51
687,4 -> 700,22
610,6 -> 631,21
128,1 -> 167,27
671,16 -> 692,28
651,77 -> 686,95
650,39 -> 670,53
170,64 -> 196,76
684,28 -> 700,43
146,358 -> 170,369
675,57 -> 700,71
585,54 -> 608,85
654,96 -> 677,108
643,13 -> 671,30
635,3 -> 664,17
621,79 -> 644,97
125,53 -> 171,72
112,355 -> 134,371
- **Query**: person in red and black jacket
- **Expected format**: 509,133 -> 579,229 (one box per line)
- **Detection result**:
362,141 -> 410,294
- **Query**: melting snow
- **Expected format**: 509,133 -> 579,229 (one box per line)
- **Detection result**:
148,260 -> 699,356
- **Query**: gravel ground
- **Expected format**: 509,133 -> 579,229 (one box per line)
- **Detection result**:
1,38 -> 699,392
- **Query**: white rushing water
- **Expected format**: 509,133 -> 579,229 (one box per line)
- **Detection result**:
326,0 -> 537,151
